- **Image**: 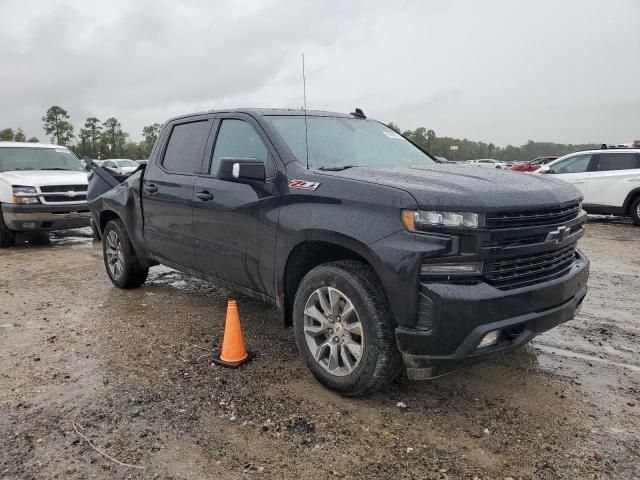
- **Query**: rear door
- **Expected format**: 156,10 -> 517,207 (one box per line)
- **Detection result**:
142,117 -> 211,268
547,153 -> 593,198
587,152 -> 640,207
193,114 -> 281,296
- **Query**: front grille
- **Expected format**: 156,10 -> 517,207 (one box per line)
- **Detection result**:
484,243 -> 577,290
39,184 -> 87,193
41,194 -> 87,203
486,202 -> 581,229
483,224 -> 584,249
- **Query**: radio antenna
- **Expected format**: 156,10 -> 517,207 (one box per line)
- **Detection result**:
302,53 -> 310,169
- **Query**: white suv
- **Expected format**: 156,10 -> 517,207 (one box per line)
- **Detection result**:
0,142 -> 90,247
536,149 -> 640,225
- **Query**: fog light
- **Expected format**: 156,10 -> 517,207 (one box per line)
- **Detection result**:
421,262 -> 483,276
477,330 -> 500,349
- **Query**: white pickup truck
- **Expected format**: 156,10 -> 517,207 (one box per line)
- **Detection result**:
0,142 -> 91,247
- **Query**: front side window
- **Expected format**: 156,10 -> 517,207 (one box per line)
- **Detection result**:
210,119 -> 268,176
162,120 -> 210,173
267,116 -> 435,169
0,147 -> 83,172
596,153 -> 640,171
552,154 -> 592,174
115,159 -> 138,168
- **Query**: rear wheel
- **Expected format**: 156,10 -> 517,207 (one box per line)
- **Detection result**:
102,219 -> 148,288
0,207 -> 15,248
630,197 -> 640,226
293,261 -> 401,396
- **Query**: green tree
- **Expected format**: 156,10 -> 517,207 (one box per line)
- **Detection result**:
77,128 -> 92,157
42,106 -> 74,145
0,128 -> 14,141
83,117 -> 102,157
141,123 -> 163,158
27,136 -> 39,143
13,128 -> 26,142
102,117 -> 124,157
426,129 -> 436,150
387,122 -> 401,133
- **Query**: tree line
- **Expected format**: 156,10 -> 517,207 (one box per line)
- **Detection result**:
387,122 -> 599,162
2,105 -> 600,162
0,106 -> 162,160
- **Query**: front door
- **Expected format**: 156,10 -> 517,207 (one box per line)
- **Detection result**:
193,116 -> 281,296
548,153 -> 593,199
142,118 -> 211,268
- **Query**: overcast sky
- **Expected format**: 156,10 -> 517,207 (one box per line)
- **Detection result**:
1,0 -> 638,145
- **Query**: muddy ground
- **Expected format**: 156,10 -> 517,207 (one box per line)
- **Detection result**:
0,219 -> 638,479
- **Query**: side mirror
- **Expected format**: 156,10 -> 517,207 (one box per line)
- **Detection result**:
218,157 -> 266,183
538,165 -> 551,174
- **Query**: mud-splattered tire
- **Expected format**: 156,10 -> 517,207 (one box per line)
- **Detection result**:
102,219 -> 148,289
0,207 -> 15,248
630,197 -> 640,226
293,261 -> 402,396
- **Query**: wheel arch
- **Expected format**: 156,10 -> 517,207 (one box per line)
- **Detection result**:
279,231 -> 389,327
623,187 -> 640,214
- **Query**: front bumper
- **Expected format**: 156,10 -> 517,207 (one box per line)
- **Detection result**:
1,203 -> 91,231
397,250 -> 589,380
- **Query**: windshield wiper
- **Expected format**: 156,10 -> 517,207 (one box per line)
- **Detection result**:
41,168 -> 75,171
317,165 -> 357,171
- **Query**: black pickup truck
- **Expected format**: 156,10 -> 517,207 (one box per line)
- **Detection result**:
87,108 -> 589,395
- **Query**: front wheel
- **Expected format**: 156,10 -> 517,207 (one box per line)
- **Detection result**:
102,219 -> 148,288
0,207 -> 15,248
630,197 -> 640,226
293,261 -> 401,396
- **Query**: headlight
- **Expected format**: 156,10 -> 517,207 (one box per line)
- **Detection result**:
402,209 -> 480,231
12,185 -> 40,205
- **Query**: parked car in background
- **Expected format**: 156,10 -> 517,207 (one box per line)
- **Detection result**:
87,107 -> 589,395
536,149 -> 640,225
510,156 -> 559,172
0,142 -> 90,247
101,159 -> 140,175
467,159 -> 507,169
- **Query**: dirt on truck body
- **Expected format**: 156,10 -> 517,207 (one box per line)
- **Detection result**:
0,220 -> 638,479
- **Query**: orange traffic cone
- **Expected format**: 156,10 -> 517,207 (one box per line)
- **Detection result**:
212,300 -> 253,368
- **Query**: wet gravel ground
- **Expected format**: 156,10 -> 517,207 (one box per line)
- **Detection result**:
0,219 -> 638,479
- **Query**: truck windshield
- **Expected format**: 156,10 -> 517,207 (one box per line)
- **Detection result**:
268,116 -> 435,169
0,147 -> 84,172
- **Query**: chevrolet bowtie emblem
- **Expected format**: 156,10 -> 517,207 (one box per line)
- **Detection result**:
545,226 -> 569,244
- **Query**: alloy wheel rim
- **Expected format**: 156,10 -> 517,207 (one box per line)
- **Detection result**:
105,230 -> 124,279
303,286 -> 364,377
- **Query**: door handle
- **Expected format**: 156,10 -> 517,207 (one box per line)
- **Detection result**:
195,190 -> 214,201
144,184 -> 158,194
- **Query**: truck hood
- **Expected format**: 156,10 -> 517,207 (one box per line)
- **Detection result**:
320,164 -> 581,210
0,170 -> 88,186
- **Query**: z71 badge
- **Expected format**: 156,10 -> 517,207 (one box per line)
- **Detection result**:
289,179 -> 320,191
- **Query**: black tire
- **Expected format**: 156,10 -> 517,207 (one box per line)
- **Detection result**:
102,219 -> 148,288
630,197 -> 640,226
0,207 -> 15,248
292,261 -> 402,396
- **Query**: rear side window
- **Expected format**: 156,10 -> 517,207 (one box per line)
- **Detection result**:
552,154 -> 591,174
162,121 -> 210,173
596,153 -> 640,171
210,119 -> 268,176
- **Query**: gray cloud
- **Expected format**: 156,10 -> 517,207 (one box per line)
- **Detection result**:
1,0 -> 638,145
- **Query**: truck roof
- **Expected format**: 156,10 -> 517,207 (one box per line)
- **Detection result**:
0,141 -> 69,149
166,108 -> 356,124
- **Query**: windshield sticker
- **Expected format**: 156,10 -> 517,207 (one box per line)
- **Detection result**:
54,148 -> 69,153
289,179 -> 320,191
382,131 -> 403,139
